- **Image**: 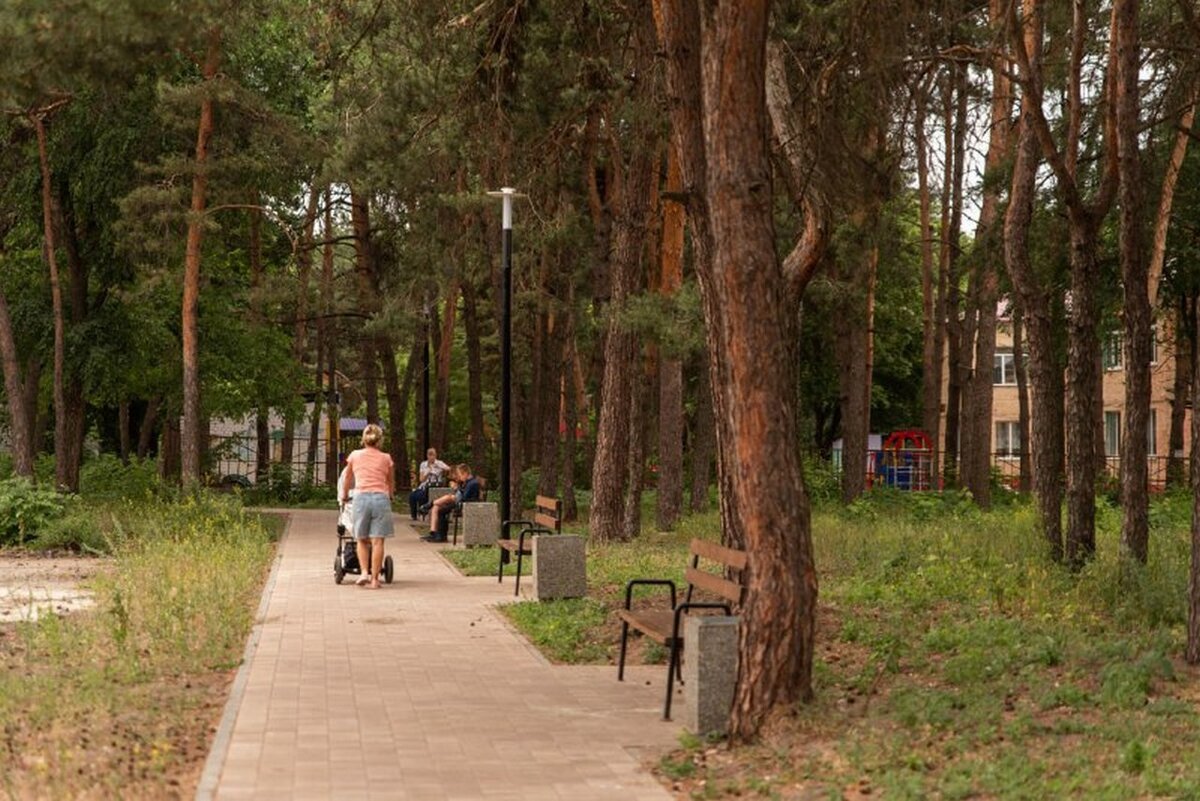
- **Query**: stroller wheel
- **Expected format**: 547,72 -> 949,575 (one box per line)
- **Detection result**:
334,556 -> 345,584
383,555 -> 394,584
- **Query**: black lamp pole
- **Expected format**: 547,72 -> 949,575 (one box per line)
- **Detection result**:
496,188 -> 515,535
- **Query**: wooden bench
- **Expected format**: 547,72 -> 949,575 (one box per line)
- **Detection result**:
617,538 -> 747,720
496,495 -> 562,597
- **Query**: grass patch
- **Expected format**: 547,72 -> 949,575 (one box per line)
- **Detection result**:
504,488 -> 1200,797
0,494 -> 275,798
500,598 -> 609,663
441,546 -> 530,576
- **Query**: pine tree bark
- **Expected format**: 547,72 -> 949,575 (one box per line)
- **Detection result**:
433,283 -> 458,450
656,144 -> 685,530
536,308 -> 563,500
941,68 -> 968,483
1188,289 -> 1200,664
960,0 -> 1013,506
1006,0 -> 1064,559
350,187 -> 379,423
689,356 -> 715,512
249,205 -> 271,484
694,0 -> 817,740
1170,295 -> 1195,488
0,285 -> 34,477
589,146 -> 655,543
1115,0 -> 1150,563
53,176 -> 87,492
181,30 -> 221,486
622,363 -> 647,538
461,279 -> 488,471
915,84 -> 942,477
1012,306 -> 1033,493
32,110 -> 72,491
320,191 -> 339,485
561,305 -> 581,522
137,397 -> 160,460
160,414 -> 182,483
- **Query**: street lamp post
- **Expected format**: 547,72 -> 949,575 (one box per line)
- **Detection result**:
488,188 -> 517,547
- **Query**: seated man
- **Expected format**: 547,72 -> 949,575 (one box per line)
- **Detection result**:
409,448 -> 450,520
421,464 -> 480,542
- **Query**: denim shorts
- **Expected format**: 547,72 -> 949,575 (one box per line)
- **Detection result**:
351,492 -> 395,539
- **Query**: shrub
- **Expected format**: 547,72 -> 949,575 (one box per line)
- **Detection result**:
79,455 -> 163,500
0,478 -> 67,545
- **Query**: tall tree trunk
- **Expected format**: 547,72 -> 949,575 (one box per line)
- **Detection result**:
960,0 -> 1013,507
1064,217 -> 1102,565
916,85 -> 941,476
536,309 -> 564,500
118,401 -> 131,464
622,362 -> 648,538
1012,305 -> 1033,493
32,112 -> 72,491
249,205 -> 271,484
1116,0 -> 1150,563
1188,289 -> 1200,664
941,67 -> 968,483
54,174 -> 88,492
691,0 -> 817,740
561,299 -> 581,522
589,147 -> 655,543
689,356 -> 715,512
461,279 -> 488,472
836,245 -> 872,503
321,191 -> 339,485
160,414 -> 182,483
350,186 -> 379,423
181,30 -> 221,485
1006,0 -> 1063,558
657,144 -> 686,530
137,397 -> 160,460
433,283 -> 458,450
1170,294 -> 1195,487
0,286 -> 34,478
380,339 -> 409,490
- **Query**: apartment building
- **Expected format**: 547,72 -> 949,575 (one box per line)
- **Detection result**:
987,315 -> 1188,482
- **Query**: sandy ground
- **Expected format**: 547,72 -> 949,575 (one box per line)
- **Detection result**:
0,553 -> 109,623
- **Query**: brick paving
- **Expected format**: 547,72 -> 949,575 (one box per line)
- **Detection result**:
208,509 -> 678,800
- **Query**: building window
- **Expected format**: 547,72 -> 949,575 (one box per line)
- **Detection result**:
1147,409 -> 1157,456
995,421 -> 1021,457
1103,334 -> 1123,371
993,351 -> 1017,386
1104,411 -> 1121,457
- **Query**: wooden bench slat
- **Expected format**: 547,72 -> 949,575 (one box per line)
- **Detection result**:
533,513 -> 559,530
617,610 -> 679,643
535,495 -> 561,511
684,566 -> 743,604
689,538 -> 748,570
498,540 -> 529,553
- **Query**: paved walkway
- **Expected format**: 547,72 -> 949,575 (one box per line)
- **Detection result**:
205,509 -> 678,800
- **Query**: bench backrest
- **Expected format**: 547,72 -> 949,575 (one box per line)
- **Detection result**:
534,495 -> 563,533
685,539 -> 747,605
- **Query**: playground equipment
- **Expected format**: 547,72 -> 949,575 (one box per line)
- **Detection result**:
875,430 -> 934,491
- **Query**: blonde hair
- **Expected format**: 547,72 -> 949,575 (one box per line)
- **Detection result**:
361,424 -> 384,448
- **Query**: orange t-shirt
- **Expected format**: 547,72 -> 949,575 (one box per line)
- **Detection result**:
346,447 -> 394,495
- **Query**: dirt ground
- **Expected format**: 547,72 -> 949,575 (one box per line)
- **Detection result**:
0,552 -> 109,623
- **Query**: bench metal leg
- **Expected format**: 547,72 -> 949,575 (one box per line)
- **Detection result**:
497,549 -> 505,583
617,621 -> 630,681
664,637 -> 681,720
513,549 -> 525,597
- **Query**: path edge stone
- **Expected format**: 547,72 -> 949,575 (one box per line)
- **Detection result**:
194,511 -> 293,801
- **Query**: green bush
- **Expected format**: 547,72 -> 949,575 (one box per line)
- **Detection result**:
79,455 -> 163,499
0,478 -> 67,545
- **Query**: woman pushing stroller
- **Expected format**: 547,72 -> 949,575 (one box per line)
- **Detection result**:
339,424 -> 395,589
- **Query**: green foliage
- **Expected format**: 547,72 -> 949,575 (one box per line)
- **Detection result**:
0,478 -> 67,545
500,598 -> 609,664
0,493 -> 276,795
78,455 -> 163,500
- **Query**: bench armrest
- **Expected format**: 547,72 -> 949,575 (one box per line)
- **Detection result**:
623,579 -> 677,611
501,519 -> 535,539
671,601 -> 733,643
517,526 -> 552,551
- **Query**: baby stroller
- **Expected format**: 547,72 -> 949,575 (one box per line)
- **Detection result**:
333,473 -> 394,585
